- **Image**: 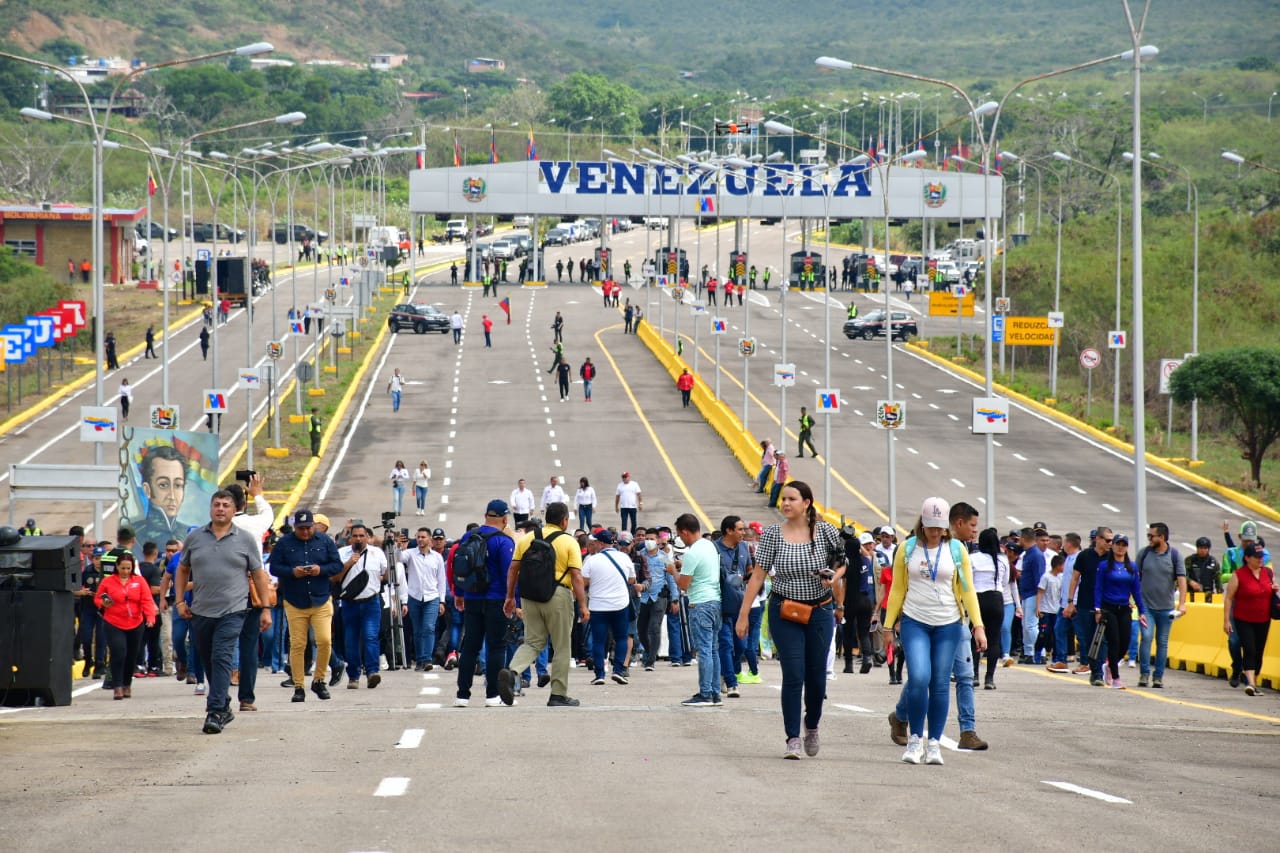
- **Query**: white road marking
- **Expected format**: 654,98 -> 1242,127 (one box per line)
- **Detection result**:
440,496 -> 449,504
1008,516 -> 1023,526
1102,503 -> 1120,513
446,446 -> 454,454
421,672 -> 440,680
1070,485 -> 1087,494
373,777 -> 410,797
1039,468 -> 1055,477
950,478 -> 965,489
550,444 -> 558,451
927,462 -> 940,470
1041,781 -> 1132,804
938,735 -> 961,752
1013,453 -> 1027,461
396,729 -> 425,749
853,409 -> 863,417
419,687 -> 441,695
416,703 -> 442,710
929,403 -> 940,410
832,703 -> 876,713
947,414 -> 959,421
906,447 -> 919,455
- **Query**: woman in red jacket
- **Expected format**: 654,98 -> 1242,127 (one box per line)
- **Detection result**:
94,548 -> 157,699
676,368 -> 695,409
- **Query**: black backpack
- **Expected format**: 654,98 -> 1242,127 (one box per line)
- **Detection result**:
454,529 -> 499,595
518,528 -> 570,603
720,544 -> 746,619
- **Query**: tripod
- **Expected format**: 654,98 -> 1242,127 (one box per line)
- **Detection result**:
381,526 -> 408,670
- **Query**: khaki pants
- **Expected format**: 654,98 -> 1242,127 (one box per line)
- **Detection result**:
286,600 -> 333,685
508,585 -> 574,696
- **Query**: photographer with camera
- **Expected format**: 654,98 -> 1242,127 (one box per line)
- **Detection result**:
335,523 -> 390,689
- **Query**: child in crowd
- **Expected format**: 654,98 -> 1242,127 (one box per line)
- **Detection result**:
1036,554 -> 1065,663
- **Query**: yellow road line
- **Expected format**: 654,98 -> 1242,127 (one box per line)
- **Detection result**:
1028,665 -> 1280,724
593,324 -> 711,532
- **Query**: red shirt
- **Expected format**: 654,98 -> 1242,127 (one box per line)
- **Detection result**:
482,317 -> 493,333
1232,567 -> 1275,623
676,373 -> 694,391
95,572 -> 157,631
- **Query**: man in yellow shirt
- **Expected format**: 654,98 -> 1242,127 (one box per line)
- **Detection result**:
500,501 -> 587,707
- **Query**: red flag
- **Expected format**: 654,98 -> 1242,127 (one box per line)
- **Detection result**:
147,168 -> 157,197
498,296 -> 511,324
489,127 -> 498,164
415,149 -> 424,169
453,135 -> 462,167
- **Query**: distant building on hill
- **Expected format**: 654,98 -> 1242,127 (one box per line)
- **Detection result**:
370,53 -> 409,71
467,58 -> 505,73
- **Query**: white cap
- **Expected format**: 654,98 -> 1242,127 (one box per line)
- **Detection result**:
921,497 -> 949,529
858,532 -> 875,546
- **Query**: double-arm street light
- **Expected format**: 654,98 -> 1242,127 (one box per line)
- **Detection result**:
817,41 -> 1156,529
1221,151 -> 1280,175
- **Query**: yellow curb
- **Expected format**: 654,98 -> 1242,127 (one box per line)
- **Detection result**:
307,387 -> 326,396
337,347 -> 352,354
288,414 -> 307,424
264,447 -> 290,458
904,342 -> 1280,522
323,365 -> 337,373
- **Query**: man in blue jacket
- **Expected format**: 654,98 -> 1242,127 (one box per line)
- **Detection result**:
453,499 -> 515,707
270,509 -> 343,702
1017,527 -> 1047,664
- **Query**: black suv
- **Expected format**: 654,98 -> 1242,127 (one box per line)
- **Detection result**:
273,223 -> 329,245
388,303 -> 450,334
843,309 -> 918,341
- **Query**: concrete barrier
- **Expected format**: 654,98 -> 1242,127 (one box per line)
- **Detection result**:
1166,601 -> 1279,688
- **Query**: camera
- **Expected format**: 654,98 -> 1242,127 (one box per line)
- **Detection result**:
814,568 -> 836,580
235,469 -> 257,483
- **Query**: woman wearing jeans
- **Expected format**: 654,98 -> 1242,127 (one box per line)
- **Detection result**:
94,549 -> 157,700
971,528 -> 1012,689
575,477 -> 597,532
1092,534 -> 1147,689
1222,543 -> 1277,696
736,480 -> 845,760
389,460 -> 410,517
884,497 -> 986,766
413,461 -> 431,516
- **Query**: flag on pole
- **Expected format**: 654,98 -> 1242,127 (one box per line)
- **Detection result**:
453,135 -> 462,167
147,168 -> 157,197
700,196 -> 715,213
993,142 -> 1002,176
489,127 -> 498,164
867,136 -> 877,164
498,296 -> 511,324
415,148 -> 425,169
526,128 -> 537,161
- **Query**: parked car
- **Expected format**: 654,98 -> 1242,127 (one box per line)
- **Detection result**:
543,227 -> 570,246
490,239 -> 517,260
843,309 -> 918,341
445,219 -> 469,240
137,222 -> 179,241
187,221 -> 216,242
644,216 -> 670,229
272,223 -> 328,244
512,215 -> 534,228
387,303 -> 450,334
215,223 -> 246,243
509,233 -> 533,256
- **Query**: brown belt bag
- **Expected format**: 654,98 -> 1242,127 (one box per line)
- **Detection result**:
778,596 -> 831,625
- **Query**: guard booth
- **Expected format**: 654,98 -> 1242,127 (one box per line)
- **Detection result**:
654,247 -> 687,281
728,251 -> 748,286
789,251 -> 825,288
594,246 -> 611,279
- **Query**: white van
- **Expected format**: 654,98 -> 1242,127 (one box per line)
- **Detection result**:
445,219 -> 468,240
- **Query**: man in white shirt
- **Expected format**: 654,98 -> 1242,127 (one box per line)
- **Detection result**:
450,310 -> 464,345
509,479 -> 536,524
335,524 -> 390,689
401,527 -> 448,671
580,529 -> 635,685
387,367 -> 405,413
614,471 -> 643,533
540,476 -> 567,512
227,473 -> 273,706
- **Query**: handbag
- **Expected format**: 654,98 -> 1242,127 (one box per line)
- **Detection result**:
779,598 -> 815,624
248,573 -> 277,609
339,552 -> 371,602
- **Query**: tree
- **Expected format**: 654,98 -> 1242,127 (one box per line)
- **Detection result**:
1170,348 -> 1280,486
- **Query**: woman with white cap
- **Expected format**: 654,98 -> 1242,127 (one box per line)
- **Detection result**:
884,497 -> 986,766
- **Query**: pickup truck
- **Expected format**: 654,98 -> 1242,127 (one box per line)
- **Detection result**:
644,216 -> 670,230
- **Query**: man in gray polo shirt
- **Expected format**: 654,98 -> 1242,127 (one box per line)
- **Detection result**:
1136,522 -> 1186,689
175,489 -> 272,734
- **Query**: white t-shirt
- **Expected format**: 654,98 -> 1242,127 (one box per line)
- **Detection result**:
1038,571 -> 1064,615
582,548 -> 634,611
901,540 -> 960,626
615,480 -> 642,509
541,483 -> 567,509
575,486 -> 597,508
413,467 -> 431,489
509,488 -> 535,515
337,545 -> 388,601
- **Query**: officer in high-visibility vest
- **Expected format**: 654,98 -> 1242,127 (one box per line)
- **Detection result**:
309,408 -> 323,457
19,518 -> 42,536
749,265 -> 758,289
847,301 -> 859,320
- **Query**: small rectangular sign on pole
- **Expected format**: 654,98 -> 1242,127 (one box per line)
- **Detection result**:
79,406 -> 119,443
1158,359 -> 1182,395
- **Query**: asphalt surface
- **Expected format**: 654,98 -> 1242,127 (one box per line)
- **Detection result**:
1,223 -> 1277,853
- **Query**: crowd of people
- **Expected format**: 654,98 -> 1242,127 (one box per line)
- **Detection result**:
60,463 -> 1276,753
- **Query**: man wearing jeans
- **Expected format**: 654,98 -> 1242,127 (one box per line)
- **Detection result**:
1136,523 -> 1186,689
401,528 -> 447,671
714,516 -> 752,699
336,524 -> 389,689
270,509 -> 343,703
671,513 -> 722,707
1016,528 -> 1046,663
1065,528 -> 1111,685
175,490 -> 272,735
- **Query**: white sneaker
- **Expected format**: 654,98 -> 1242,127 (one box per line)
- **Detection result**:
925,739 -> 945,765
453,697 -> 469,707
484,696 -> 503,707
902,735 -> 924,764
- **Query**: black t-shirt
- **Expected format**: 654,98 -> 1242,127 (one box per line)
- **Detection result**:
139,561 -> 163,606
80,566 -> 102,613
1072,548 -> 1103,609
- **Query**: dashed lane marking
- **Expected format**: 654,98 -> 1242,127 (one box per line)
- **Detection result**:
396,729 -> 425,749
373,777 -> 410,797
1041,781 -> 1131,804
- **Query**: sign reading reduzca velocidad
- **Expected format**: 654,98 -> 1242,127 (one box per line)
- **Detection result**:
410,160 -> 1000,221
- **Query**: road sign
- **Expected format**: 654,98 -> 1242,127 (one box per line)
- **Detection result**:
149,405 -> 179,429
1047,311 -> 1065,328
325,288 -> 336,303
239,368 -> 264,388
1108,330 -> 1127,349
972,397 -> 1010,434
876,400 -> 905,430
670,286 -> 686,301
1080,347 -> 1102,370
1004,316 -> 1058,346
738,337 -> 757,357
773,363 -> 796,387
196,249 -> 210,261
203,390 -> 228,414
927,291 -> 976,317
991,315 -> 1004,344
1158,358 -> 1182,395
994,297 -> 1010,313
267,341 -> 285,359
711,316 -> 727,335
951,284 -> 968,298
816,389 -> 840,413
80,406 -> 118,443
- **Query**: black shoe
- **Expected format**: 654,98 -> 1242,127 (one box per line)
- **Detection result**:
497,669 -> 516,706
329,669 -> 343,687
218,708 -> 235,729
202,713 -> 224,735
1229,674 -> 1241,688
311,680 -> 331,700
860,659 -> 873,675
537,674 -> 551,688
280,678 -> 296,688
843,660 -> 854,674
984,676 -> 996,690
414,662 -> 426,672
367,673 -> 381,689
547,694 -> 580,707
292,687 -> 306,702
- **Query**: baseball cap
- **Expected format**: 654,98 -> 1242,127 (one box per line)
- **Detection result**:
293,509 -> 315,527
841,524 -> 858,537
431,528 -> 446,538
590,529 -> 616,545
920,497 -> 949,529
485,499 -> 509,517
1195,536 -> 1211,548
1033,521 -> 1048,533
748,521 -> 763,535
92,545 -> 107,557
617,531 -> 633,545
1243,543 -> 1265,559
878,526 -> 894,537
858,532 -> 875,546
621,471 -> 630,478
1240,520 -> 1258,541
313,513 -> 330,529
1113,533 -> 1130,545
